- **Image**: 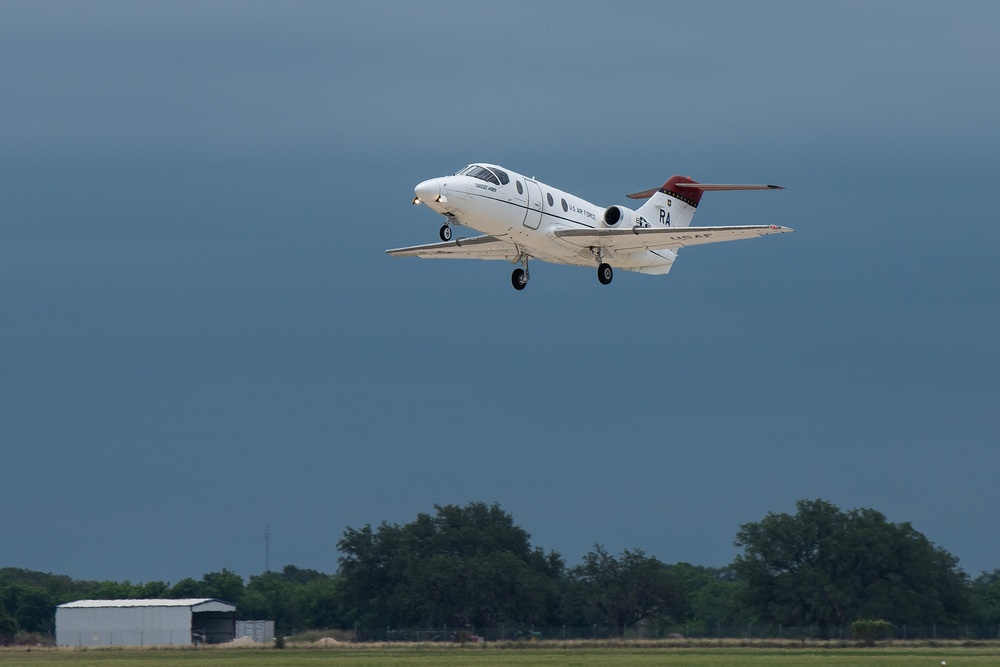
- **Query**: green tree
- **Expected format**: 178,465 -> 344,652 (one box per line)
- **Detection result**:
132,581 -> 170,599
691,578 -> 752,627
336,501 -> 563,628
733,498 -> 970,627
301,575 -> 343,630
167,578 -> 204,598
0,603 -> 17,645
0,568 -> 90,601
200,569 -> 245,604
565,545 -> 684,631
661,562 -> 735,623
971,569 -> 1000,624
242,571 -> 302,634
240,566 -> 343,635
0,585 -> 53,634
274,565 -> 326,585
88,580 -> 137,600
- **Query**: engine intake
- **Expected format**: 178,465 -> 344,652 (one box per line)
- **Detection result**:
603,205 -> 634,228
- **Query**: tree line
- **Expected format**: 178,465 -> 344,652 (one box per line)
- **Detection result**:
3,499 -> 1000,642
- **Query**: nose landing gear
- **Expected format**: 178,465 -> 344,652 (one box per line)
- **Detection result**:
439,224 -> 452,242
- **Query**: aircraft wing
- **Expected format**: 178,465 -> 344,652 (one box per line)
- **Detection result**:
386,235 -> 520,261
554,225 -> 793,253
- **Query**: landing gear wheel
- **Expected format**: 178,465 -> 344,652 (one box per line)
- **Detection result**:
439,225 -> 452,242
598,263 -> 613,285
511,268 -> 528,291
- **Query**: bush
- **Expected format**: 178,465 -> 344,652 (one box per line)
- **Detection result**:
851,619 -> 893,646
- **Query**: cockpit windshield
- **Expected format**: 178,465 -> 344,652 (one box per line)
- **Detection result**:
456,164 -> 509,186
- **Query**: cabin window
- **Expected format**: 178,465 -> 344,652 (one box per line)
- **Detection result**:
516,181 -> 523,195
547,193 -> 554,207
561,198 -> 568,212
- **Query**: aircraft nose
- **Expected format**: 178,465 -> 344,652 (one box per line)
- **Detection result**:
414,179 -> 440,204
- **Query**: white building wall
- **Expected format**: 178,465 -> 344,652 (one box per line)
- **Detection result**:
235,619 -> 275,643
56,606 -> 192,647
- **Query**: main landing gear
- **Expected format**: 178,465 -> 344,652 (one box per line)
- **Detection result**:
511,254 -> 530,291
591,246 -> 613,285
439,224 -> 452,242
509,260 -> 612,289
511,268 -> 527,290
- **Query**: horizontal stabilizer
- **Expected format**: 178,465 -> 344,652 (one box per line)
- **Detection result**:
626,187 -> 661,200
676,183 -> 784,191
627,181 -> 783,200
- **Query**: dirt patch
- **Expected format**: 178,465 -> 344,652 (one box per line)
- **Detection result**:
313,637 -> 341,646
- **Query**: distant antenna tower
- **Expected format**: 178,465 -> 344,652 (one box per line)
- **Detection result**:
264,525 -> 271,573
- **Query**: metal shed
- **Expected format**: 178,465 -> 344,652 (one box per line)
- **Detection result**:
55,598 -> 236,647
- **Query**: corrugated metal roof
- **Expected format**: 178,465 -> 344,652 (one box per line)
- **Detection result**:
58,598 -> 234,609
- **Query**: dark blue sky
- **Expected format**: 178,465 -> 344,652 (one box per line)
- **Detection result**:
2,1 -> 998,584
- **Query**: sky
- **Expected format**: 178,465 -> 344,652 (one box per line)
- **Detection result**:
1,1 -> 998,584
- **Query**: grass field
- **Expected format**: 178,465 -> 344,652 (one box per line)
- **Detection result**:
2,644 -> 998,667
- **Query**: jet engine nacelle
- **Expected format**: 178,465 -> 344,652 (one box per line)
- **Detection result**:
603,205 -> 635,228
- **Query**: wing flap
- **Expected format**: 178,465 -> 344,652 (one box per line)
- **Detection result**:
386,235 -> 519,261
554,225 -> 793,253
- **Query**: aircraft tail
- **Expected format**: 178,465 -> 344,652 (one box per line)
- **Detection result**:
628,176 -> 783,229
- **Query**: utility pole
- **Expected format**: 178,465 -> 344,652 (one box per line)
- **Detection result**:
264,525 -> 271,573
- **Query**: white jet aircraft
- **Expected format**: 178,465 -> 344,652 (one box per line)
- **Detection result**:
387,163 -> 791,290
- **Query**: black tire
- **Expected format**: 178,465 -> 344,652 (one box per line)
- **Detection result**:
511,268 -> 527,290
439,225 -> 452,242
598,263 -> 613,285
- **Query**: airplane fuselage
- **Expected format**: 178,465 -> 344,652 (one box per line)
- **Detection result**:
414,164 -> 679,274
390,163 -> 790,289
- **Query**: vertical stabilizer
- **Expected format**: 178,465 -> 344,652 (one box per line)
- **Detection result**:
629,176 -> 703,229
628,177 -> 783,229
